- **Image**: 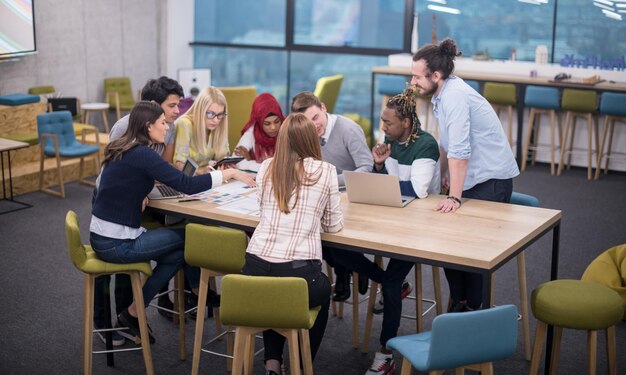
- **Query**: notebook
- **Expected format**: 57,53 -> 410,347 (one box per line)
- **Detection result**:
48,97 -> 79,116
343,170 -> 416,208
148,159 -> 198,200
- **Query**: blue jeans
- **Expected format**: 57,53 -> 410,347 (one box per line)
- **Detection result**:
90,228 -> 199,307
444,178 -> 513,309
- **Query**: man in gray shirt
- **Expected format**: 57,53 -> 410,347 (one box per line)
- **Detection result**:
291,91 -> 373,302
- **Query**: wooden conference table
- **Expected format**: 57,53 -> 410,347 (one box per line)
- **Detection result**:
370,65 -> 626,163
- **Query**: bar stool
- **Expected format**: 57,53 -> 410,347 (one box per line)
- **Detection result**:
521,86 -> 562,175
595,92 -> 626,179
327,266 -> 368,349
557,89 -> 599,180
377,76 -> 406,144
465,80 -> 481,93
483,82 -> 517,147
529,279 -> 623,375
361,257 -> 442,353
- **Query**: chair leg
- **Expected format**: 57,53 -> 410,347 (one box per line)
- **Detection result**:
516,253 -> 531,361
175,270 -> 186,361
522,108 -> 536,172
548,326 -> 563,375
592,114 -> 599,180
587,330 -> 598,375
557,112 -> 572,176
130,272 -> 154,375
454,368 -> 465,375
231,327 -> 248,375
400,357 -> 413,375
84,275 -> 95,375
352,271 -> 360,348
284,329 -> 302,375
299,328 -> 314,375
480,362 -> 494,375
243,333 -> 254,375
361,256 -> 383,353
507,105 -> 514,148
531,112 -> 542,166
604,119 -> 616,175
606,326 -> 617,375
326,263 -> 337,317
191,270 -> 210,375
595,116 -> 610,180
567,116 -> 578,170
432,266 -> 442,315
529,320 -> 547,375
586,114 -> 594,180
549,110 -> 556,175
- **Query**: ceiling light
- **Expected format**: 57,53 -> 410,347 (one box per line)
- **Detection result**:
593,1 -> 614,11
427,4 -> 461,14
602,9 -> 623,19
594,0 -> 614,5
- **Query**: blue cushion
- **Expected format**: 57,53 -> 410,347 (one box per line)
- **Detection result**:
0,93 -> 41,106
510,192 -> 540,207
37,111 -> 99,158
600,92 -> 626,117
524,86 -> 560,110
378,76 -> 406,96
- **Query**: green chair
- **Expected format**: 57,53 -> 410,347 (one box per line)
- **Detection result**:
184,224 -> 248,375
313,74 -> 343,114
529,280 -> 623,375
221,274 -> 320,375
483,82 -> 517,147
28,85 -> 56,96
104,77 -> 136,121
582,244 -> 626,321
217,86 -> 257,154
65,210 -> 154,375
342,113 -> 373,148
557,89 -> 599,180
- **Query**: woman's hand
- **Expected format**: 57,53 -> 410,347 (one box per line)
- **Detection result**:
222,169 -> 256,187
234,146 -> 251,160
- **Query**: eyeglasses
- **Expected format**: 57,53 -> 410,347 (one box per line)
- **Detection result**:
206,111 -> 227,120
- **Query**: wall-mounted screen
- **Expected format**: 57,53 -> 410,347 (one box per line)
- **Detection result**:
0,0 -> 36,59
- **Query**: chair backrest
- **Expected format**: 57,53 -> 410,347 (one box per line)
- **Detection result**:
510,192 -> 540,207
582,244 -> 626,320
28,85 -> 56,96
184,223 -> 247,274
220,274 -> 315,329
65,210 -> 88,271
104,77 -> 136,109
36,111 -> 79,154
314,74 -> 343,113
217,86 -> 257,153
427,305 -> 518,370
561,89 -> 597,113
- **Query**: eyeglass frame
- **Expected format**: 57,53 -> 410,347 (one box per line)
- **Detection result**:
206,111 -> 228,120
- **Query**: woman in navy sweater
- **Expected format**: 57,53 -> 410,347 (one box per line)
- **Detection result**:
90,101 -> 254,342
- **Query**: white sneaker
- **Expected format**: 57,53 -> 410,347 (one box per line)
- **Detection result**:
365,351 -> 396,375
372,281 -> 413,315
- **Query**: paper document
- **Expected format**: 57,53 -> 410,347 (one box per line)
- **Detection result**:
216,196 -> 260,216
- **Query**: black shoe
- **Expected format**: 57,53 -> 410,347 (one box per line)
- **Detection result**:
187,289 -> 221,320
332,271 -> 351,302
157,294 -> 174,321
358,273 -> 369,295
117,309 -> 155,344
448,300 -> 468,313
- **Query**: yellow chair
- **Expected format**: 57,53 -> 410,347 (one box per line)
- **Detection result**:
104,77 -> 136,121
483,82 -> 517,148
184,224 -> 248,375
65,210 -> 154,375
28,85 -> 56,96
217,86 -> 257,153
314,74 -> 343,114
221,274 -> 320,375
582,244 -> 626,321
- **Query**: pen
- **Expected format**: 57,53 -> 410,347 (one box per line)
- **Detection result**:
178,198 -> 201,203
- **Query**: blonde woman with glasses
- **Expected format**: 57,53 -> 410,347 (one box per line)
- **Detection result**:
174,86 -> 231,174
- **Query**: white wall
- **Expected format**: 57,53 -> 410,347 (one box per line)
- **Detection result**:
164,0 -> 194,81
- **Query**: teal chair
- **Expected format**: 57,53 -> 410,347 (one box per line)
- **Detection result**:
386,305 -> 518,374
465,80 -> 480,93
557,89 -> 599,180
37,111 -> 100,197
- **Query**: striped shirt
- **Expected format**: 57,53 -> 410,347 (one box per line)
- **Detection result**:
247,157 -> 344,261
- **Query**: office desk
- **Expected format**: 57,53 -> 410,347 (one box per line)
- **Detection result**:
0,137 -> 32,214
370,65 -> 626,163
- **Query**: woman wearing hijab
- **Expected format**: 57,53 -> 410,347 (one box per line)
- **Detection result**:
234,93 -> 286,172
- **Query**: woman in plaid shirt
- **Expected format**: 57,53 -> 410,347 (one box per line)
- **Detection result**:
242,113 -> 344,375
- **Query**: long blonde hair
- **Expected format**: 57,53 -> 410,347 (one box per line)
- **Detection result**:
178,86 -> 229,160
265,113 -> 323,214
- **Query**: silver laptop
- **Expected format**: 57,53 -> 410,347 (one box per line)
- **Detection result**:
343,170 -> 416,208
148,159 -> 198,200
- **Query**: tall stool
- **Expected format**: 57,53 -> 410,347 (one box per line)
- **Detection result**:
221,274 -> 320,375
361,257 -> 442,353
529,280 -> 623,375
483,82 -> 517,147
557,89 -> 599,180
184,224 -> 248,375
377,76 -> 406,144
521,86 -> 562,175
595,92 -> 626,179
327,266 -> 369,348
65,211 -> 154,375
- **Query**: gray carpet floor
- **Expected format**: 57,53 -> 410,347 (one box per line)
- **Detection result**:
0,163 -> 624,374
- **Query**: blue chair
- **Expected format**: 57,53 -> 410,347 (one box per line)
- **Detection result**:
595,92 -> 626,179
377,76 -> 407,143
465,80 -> 480,93
386,305 -> 518,374
521,86 -> 562,175
37,111 -> 101,197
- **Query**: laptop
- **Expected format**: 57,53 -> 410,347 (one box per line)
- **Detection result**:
48,97 -> 79,117
343,170 -> 416,208
148,159 -> 198,200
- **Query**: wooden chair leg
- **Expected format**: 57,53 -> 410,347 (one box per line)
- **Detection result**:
400,357 -> 413,375
326,263 -> 337,317
529,320 -> 547,375
604,119 -> 616,174
557,112 -> 572,176
83,275 -> 95,375
522,108 -> 536,172
432,266 -> 442,315
595,116 -> 610,179
549,110 -> 556,175
130,272 -> 154,375
352,271 -> 360,348
243,333 -> 254,375
516,253 -> 531,361
606,326 -> 617,375
231,327 -> 247,375
299,329 -> 314,375
586,114 -> 594,180
531,112 -> 542,166
191,270 -> 210,375
587,330 -> 598,375
592,114 -> 599,179
361,256 -> 383,353
567,117 -> 577,169
285,329 -> 302,375
175,270 -> 186,361
454,367 -> 465,375
548,326 -> 562,375
480,362 -> 494,375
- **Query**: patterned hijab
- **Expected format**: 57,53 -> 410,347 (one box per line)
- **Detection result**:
241,93 -> 285,162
